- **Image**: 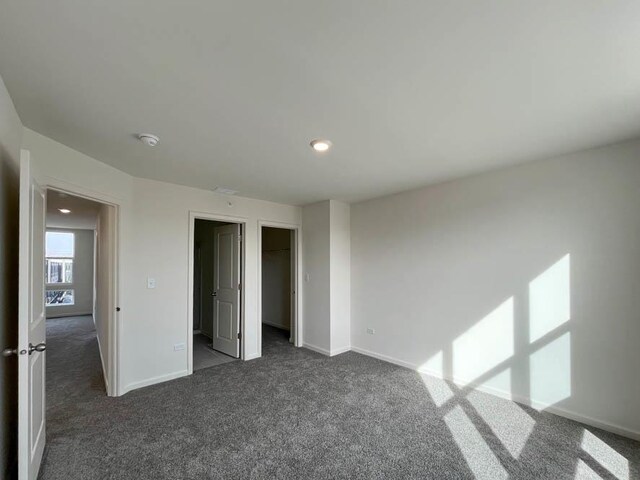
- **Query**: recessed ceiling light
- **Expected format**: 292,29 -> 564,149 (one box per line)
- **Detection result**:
310,139 -> 332,152
138,133 -> 160,147
59,209 -> 71,214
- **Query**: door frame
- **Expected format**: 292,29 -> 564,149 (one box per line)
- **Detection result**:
258,220 -> 302,356
42,180 -> 121,397
187,211 -> 247,374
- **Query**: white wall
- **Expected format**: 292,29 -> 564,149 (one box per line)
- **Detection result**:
0,72 -> 22,480
23,128 -> 302,394
329,201 -> 351,353
45,228 -> 94,318
301,200 -> 351,355
351,139 -> 640,439
302,201 -> 331,353
261,227 -> 291,330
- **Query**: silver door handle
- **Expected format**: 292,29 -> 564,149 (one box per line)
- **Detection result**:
28,342 -> 46,355
3,347 -> 28,357
211,292 -> 217,297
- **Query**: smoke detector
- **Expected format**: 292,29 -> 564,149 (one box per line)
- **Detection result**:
138,133 -> 160,147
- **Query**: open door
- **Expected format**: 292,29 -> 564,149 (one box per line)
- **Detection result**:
211,223 -> 241,357
18,151 -> 46,480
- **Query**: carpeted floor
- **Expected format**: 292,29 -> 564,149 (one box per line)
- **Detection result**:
40,316 -> 639,479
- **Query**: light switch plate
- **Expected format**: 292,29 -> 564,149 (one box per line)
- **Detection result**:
367,328 -> 375,335
174,343 -> 185,351
147,277 -> 156,289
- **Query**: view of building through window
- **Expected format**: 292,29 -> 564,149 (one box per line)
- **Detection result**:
45,231 -> 75,305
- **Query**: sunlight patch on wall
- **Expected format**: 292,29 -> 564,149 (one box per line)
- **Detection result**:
529,254 -> 570,342
467,387 -> 535,458
420,373 -> 455,407
444,406 -> 509,480
453,298 -> 514,386
530,332 -> 571,408
574,459 -> 604,479
581,430 -> 629,480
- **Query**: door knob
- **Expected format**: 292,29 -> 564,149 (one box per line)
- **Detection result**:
211,292 -> 217,297
3,347 -> 28,357
28,342 -> 46,355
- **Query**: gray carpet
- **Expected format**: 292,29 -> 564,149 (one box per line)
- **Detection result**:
192,333 -> 237,371
39,316 -> 639,479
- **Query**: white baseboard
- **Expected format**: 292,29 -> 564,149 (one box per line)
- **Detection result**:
95,333 -> 110,394
303,343 -> 351,357
122,370 -> 189,395
350,345 -> 640,441
330,345 -> 351,356
350,346 -> 417,370
244,352 -> 260,361
303,343 -> 331,356
262,320 -> 290,331
46,310 -> 93,319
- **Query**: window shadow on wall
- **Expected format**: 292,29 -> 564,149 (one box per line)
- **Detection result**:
415,254 -> 637,479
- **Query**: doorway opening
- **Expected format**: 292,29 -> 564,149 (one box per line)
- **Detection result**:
45,188 -> 117,398
260,225 -> 298,356
191,218 -> 243,371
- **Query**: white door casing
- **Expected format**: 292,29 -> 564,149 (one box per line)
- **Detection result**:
289,229 -> 296,344
211,223 -> 241,357
18,151 -> 46,480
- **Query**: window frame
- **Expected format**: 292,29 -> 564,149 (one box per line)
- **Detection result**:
45,289 -> 76,307
45,230 -> 75,291
45,257 -> 74,286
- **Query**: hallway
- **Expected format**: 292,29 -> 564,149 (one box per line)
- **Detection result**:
45,316 -> 105,410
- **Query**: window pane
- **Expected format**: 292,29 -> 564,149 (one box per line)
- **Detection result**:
45,259 -> 73,284
46,289 -> 74,306
46,232 -> 74,258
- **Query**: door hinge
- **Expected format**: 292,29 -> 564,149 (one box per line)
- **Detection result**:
238,283 -> 241,290
238,235 -> 242,242
237,332 -> 242,340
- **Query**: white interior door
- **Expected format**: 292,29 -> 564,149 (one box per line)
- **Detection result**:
211,223 -> 240,357
18,151 -> 46,480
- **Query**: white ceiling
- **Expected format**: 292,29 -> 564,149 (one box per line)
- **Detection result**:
47,190 -> 101,230
2,1 -> 640,205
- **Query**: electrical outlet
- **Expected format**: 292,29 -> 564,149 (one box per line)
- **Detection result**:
367,328 -> 375,335
147,277 -> 156,289
174,343 -> 185,351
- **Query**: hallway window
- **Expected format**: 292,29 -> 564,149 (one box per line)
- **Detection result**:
46,289 -> 75,306
45,231 -> 74,284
